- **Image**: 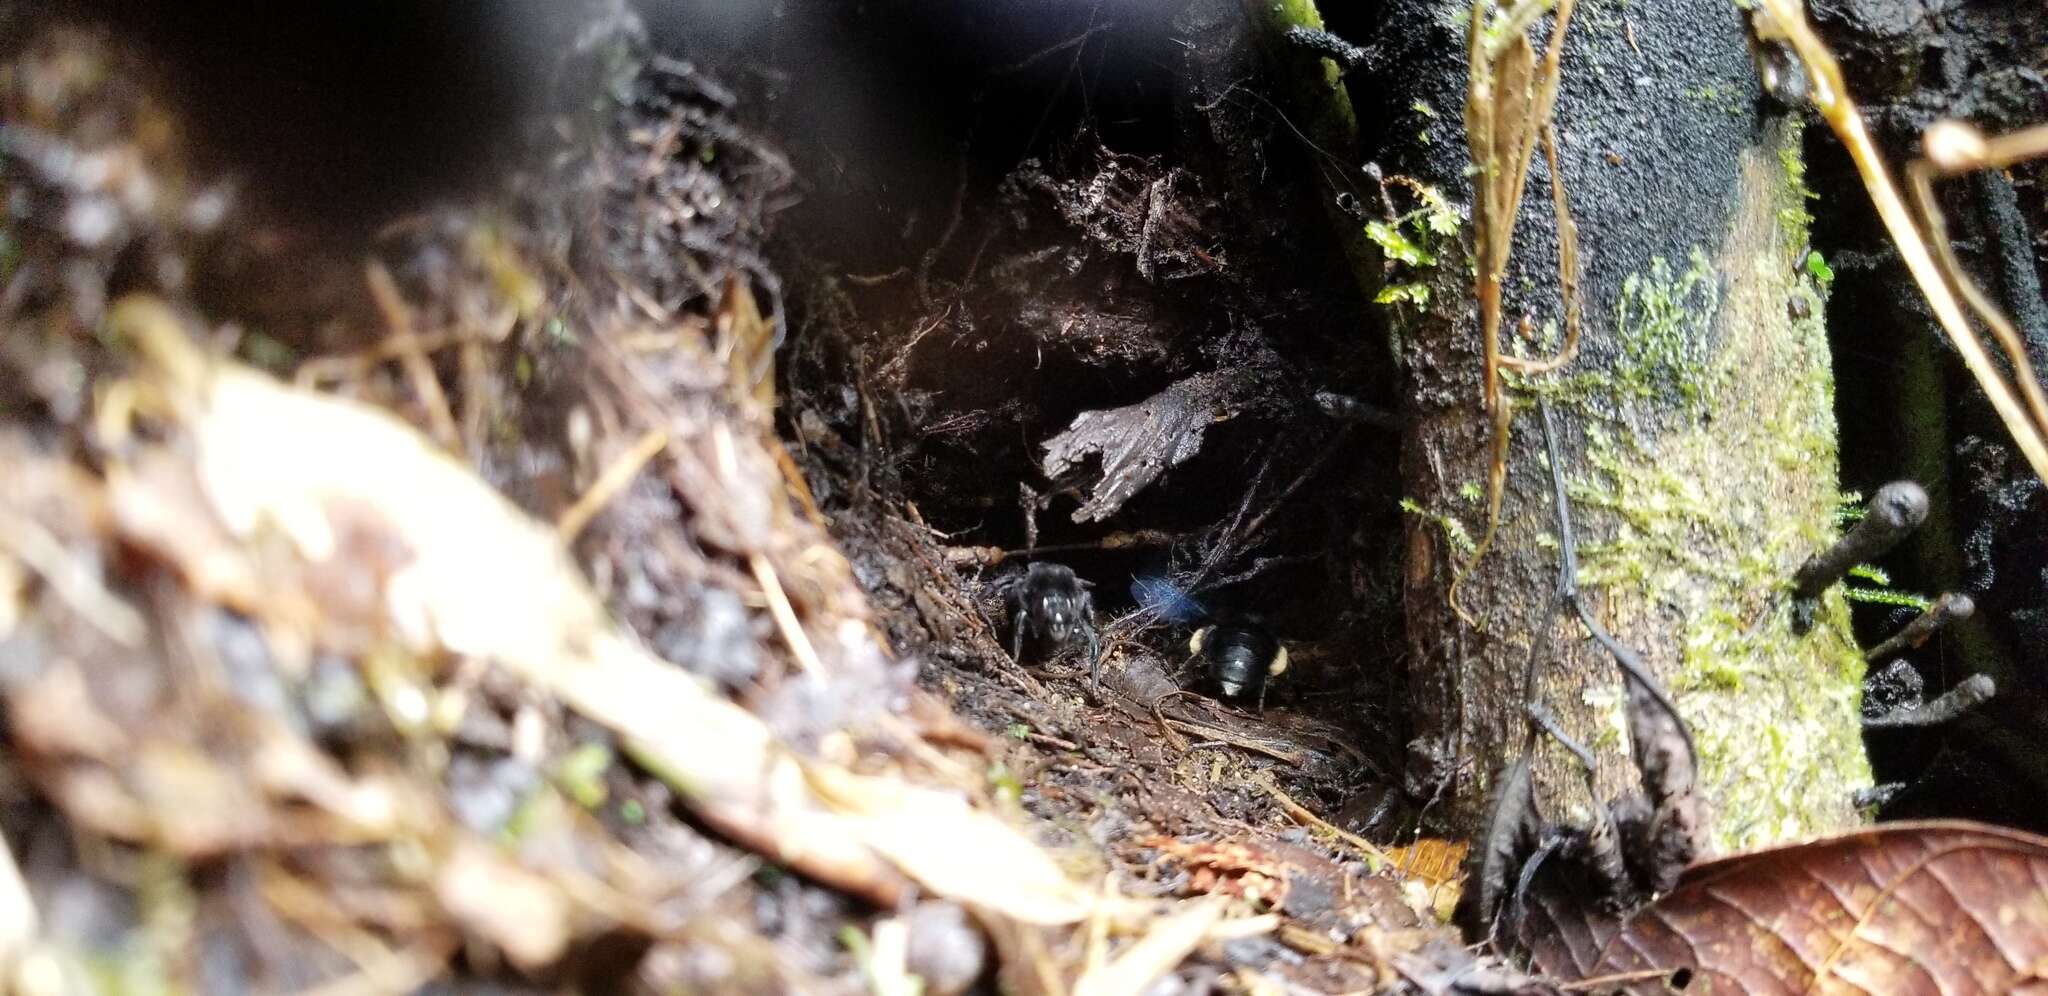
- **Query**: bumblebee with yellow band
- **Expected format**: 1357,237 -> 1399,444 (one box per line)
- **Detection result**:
1189,621 -> 1288,713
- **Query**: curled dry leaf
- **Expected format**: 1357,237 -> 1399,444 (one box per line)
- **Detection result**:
1454,753 -> 1538,935
1614,659 -> 1702,895
1040,372 -> 1231,523
107,296 -> 1091,926
1523,820 -> 2048,994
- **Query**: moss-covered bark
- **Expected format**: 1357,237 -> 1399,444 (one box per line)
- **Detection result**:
1256,0 -> 1872,849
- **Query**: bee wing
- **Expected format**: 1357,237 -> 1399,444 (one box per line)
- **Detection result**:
1132,575 -> 1207,625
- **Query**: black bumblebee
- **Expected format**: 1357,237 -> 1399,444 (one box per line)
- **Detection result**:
1132,572 -> 1291,710
1006,562 -> 1101,682
1189,621 -> 1289,711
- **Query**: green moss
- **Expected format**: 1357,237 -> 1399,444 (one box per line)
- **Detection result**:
1777,140 -> 1820,245
1804,250 -> 1836,286
1365,180 -> 1464,312
1844,586 -> 1933,611
1402,497 -> 1477,556
554,741 -> 614,808
1513,250 -> 1719,413
1367,220 -> 1438,266
1525,132 -> 1871,851
1377,282 -> 1433,306
0,226 -> 17,283
1682,84 -> 1746,118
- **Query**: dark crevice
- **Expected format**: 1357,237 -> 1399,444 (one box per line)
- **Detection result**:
1808,0 -> 2048,831
649,0 -> 1416,832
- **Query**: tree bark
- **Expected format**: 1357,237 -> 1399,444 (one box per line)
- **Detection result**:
1295,0 -> 1875,848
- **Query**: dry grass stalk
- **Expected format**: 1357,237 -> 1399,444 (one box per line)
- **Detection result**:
1451,0 -> 1581,625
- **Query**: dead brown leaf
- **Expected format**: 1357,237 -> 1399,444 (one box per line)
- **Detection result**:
1385,838 -> 1467,889
1143,836 -> 1293,910
1524,820 -> 2048,994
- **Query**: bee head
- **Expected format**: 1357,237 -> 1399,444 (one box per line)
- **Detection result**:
1037,594 -> 1077,641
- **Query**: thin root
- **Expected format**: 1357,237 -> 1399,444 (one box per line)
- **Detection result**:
556,428 -> 670,543
1261,780 -> 1390,865
751,551 -> 824,677
362,263 -> 462,453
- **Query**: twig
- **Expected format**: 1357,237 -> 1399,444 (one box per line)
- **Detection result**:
876,305 -> 952,383
1151,691 -> 1194,753
1025,731 -> 1080,752
844,267 -> 909,287
294,327 -> 474,387
0,508 -> 146,649
769,437 -> 831,530
1163,719 -> 1304,765
1189,553 -> 1320,599
1525,703 -> 1594,774
1790,481 -> 1928,634
994,22 -> 1116,77
1793,482 -> 1929,598
1232,426 -> 1356,551
943,530 -> 1181,567
1207,914 -> 1282,941
263,870 -> 455,996
290,942 -> 454,996
1261,781 -> 1390,865
1863,673 -> 1995,729
1863,591 -> 1973,662
363,263 -> 461,453
1537,399 -> 1693,752
1558,968 -> 1674,991
1190,449 -> 1281,589
457,327 -> 490,459
1906,125 -> 2048,440
556,428 -> 670,543
751,552 -> 824,676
